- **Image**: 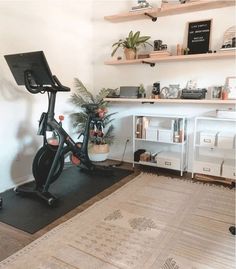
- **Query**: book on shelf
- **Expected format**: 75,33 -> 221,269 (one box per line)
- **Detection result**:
129,6 -> 153,12
135,116 -> 149,139
149,51 -> 171,58
219,47 -> 236,52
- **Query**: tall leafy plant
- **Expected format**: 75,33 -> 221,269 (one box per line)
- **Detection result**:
111,30 -> 152,57
69,78 -> 116,145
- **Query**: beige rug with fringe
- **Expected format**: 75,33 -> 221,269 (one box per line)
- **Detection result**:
0,173 -> 235,269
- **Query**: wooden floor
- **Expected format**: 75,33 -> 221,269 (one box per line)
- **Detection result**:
0,161 -> 233,262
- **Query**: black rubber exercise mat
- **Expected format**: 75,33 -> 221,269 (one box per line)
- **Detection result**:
0,166 -> 133,234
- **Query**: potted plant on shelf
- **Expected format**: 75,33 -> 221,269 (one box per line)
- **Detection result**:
69,78 -> 116,162
111,30 -> 152,60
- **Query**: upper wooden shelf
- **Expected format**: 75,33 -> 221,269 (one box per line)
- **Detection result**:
105,51 -> 235,66
104,98 -> 236,105
104,0 -> 235,22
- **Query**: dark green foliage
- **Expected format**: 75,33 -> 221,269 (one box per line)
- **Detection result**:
69,78 -> 116,145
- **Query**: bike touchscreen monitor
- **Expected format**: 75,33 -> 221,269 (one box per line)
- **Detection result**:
4,51 -> 54,86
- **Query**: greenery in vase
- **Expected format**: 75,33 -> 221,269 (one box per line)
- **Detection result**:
111,30 -> 152,57
69,78 -> 116,145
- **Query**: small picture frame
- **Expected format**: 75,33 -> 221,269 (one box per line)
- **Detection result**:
210,86 -> 222,99
226,76 -> 236,99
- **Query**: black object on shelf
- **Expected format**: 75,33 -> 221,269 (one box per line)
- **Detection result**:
134,149 -> 146,162
181,89 -> 207,99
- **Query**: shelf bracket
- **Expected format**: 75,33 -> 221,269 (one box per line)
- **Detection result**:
141,101 -> 154,104
142,61 -> 155,67
144,12 -> 157,22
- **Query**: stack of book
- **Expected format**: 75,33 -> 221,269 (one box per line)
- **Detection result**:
130,6 -> 153,12
149,51 -> 171,58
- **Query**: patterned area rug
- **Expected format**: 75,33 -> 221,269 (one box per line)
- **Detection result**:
0,173 -> 235,269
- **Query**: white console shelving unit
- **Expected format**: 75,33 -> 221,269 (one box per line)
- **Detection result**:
132,114 -> 188,176
192,116 -> 236,180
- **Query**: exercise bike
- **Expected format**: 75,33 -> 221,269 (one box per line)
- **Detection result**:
5,51 -> 104,206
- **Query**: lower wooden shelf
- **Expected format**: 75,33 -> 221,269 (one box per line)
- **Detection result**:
104,98 -> 236,105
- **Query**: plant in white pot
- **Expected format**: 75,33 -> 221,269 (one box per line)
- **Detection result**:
111,30 -> 152,60
69,78 -> 116,162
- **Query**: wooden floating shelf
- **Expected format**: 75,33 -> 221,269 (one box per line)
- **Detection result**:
104,98 -> 236,105
105,51 -> 235,65
104,0 -> 235,22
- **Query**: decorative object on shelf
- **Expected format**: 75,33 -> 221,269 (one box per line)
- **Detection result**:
130,0 -> 153,12
154,40 -> 168,51
161,84 -> 180,99
186,79 -> 197,90
221,26 -> 236,50
140,151 -> 151,162
152,82 -> 161,98
119,86 -> 140,98
210,86 -> 223,99
176,44 -> 183,55
221,88 -> 229,100
111,30 -> 152,60
187,19 -> 212,54
154,40 -> 162,51
106,88 -> 120,98
183,47 -> 190,55
134,149 -> 146,162
69,78 -> 116,162
181,88 -> 207,99
136,117 -> 143,138
225,76 -> 236,99
138,84 -> 146,98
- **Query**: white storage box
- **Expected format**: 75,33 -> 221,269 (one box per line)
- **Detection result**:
158,128 -> 173,143
217,132 -> 235,149
222,159 -> 236,180
155,151 -> 181,170
216,109 -> 236,119
194,156 -> 223,177
199,130 -> 218,147
146,127 -> 158,141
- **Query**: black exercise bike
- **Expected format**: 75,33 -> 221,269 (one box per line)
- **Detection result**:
4,51 -> 104,206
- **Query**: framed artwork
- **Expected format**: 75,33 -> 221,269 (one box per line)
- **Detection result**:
187,19 -> 212,54
209,86 -> 222,99
226,76 -> 236,99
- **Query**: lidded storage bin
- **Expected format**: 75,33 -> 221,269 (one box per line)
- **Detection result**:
158,128 -> 173,143
217,132 -> 235,149
155,151 -> 181,170
146,127 -> 158,141
194,156 -> 223,177
199,130 -> 218,147
222,159 -> 236,179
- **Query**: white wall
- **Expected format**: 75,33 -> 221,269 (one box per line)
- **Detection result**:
0,0 -> 235,192
0,0 -> 94,191
93,0 -> 236,165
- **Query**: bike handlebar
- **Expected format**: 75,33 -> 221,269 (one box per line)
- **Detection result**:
24,71 -> 70,94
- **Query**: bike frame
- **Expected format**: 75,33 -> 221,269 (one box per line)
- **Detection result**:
40,90 -> 94,192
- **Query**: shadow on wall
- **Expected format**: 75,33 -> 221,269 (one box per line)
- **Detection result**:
0,77 -> 39,185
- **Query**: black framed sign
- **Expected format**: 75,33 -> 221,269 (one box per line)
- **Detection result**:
187,19 -> 212,54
